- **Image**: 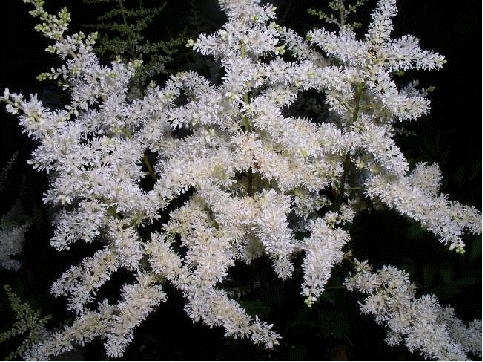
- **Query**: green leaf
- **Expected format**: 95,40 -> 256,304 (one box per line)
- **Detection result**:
468,236 -> 482,263
448,277 -> 480,288
315,309 -> 351,340
399,259 -> 416,277
238,299 -> 272,318
431,285 -> 460,301
422,264 -> 436,288
431,278 -> 480,301
439,263 -> 454,285
406,223 -> 425,239
286,306 -> 317,329
287,345 -> 309,360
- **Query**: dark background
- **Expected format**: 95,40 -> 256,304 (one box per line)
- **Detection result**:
0,0 -> 481,360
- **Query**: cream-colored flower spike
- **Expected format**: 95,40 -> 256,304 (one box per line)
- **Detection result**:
345,260 -> 482,360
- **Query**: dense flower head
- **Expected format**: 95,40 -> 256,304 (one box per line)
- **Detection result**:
307,0 -> 445,123
365,164 -> 482,252
345,260 -> 482,360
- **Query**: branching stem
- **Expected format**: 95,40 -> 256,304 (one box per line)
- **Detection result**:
240,42 -> 254,196
335,82 -> 365,211
143,152 -> 157,180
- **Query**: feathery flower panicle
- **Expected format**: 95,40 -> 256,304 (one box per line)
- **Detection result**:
345,260 -> 481,360
365,163 -> 481,253
307,0 -> 445,123
104,273 -> 166,358
301,216 -> 351,307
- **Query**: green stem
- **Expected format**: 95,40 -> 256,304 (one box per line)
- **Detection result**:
143,152 -> 157,180
334,82 -> 365,211
240,43 -> 251,132
240,42 -> 254,195
325,285 -> 347,290
338,0 -> 345,27
247,168 -> 254,196
335,152 -> 351,212
241,42 -> 246,59
118,0 -> 136,61
107,206 -> 122,219
118,0 -> 145,97
352,82 -> 364,123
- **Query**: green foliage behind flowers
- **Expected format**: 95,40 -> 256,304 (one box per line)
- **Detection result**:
82,0 -> 187,98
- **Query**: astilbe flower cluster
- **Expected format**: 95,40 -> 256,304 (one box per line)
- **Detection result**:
0,0 -> 481,359
345,260 -> 482,360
